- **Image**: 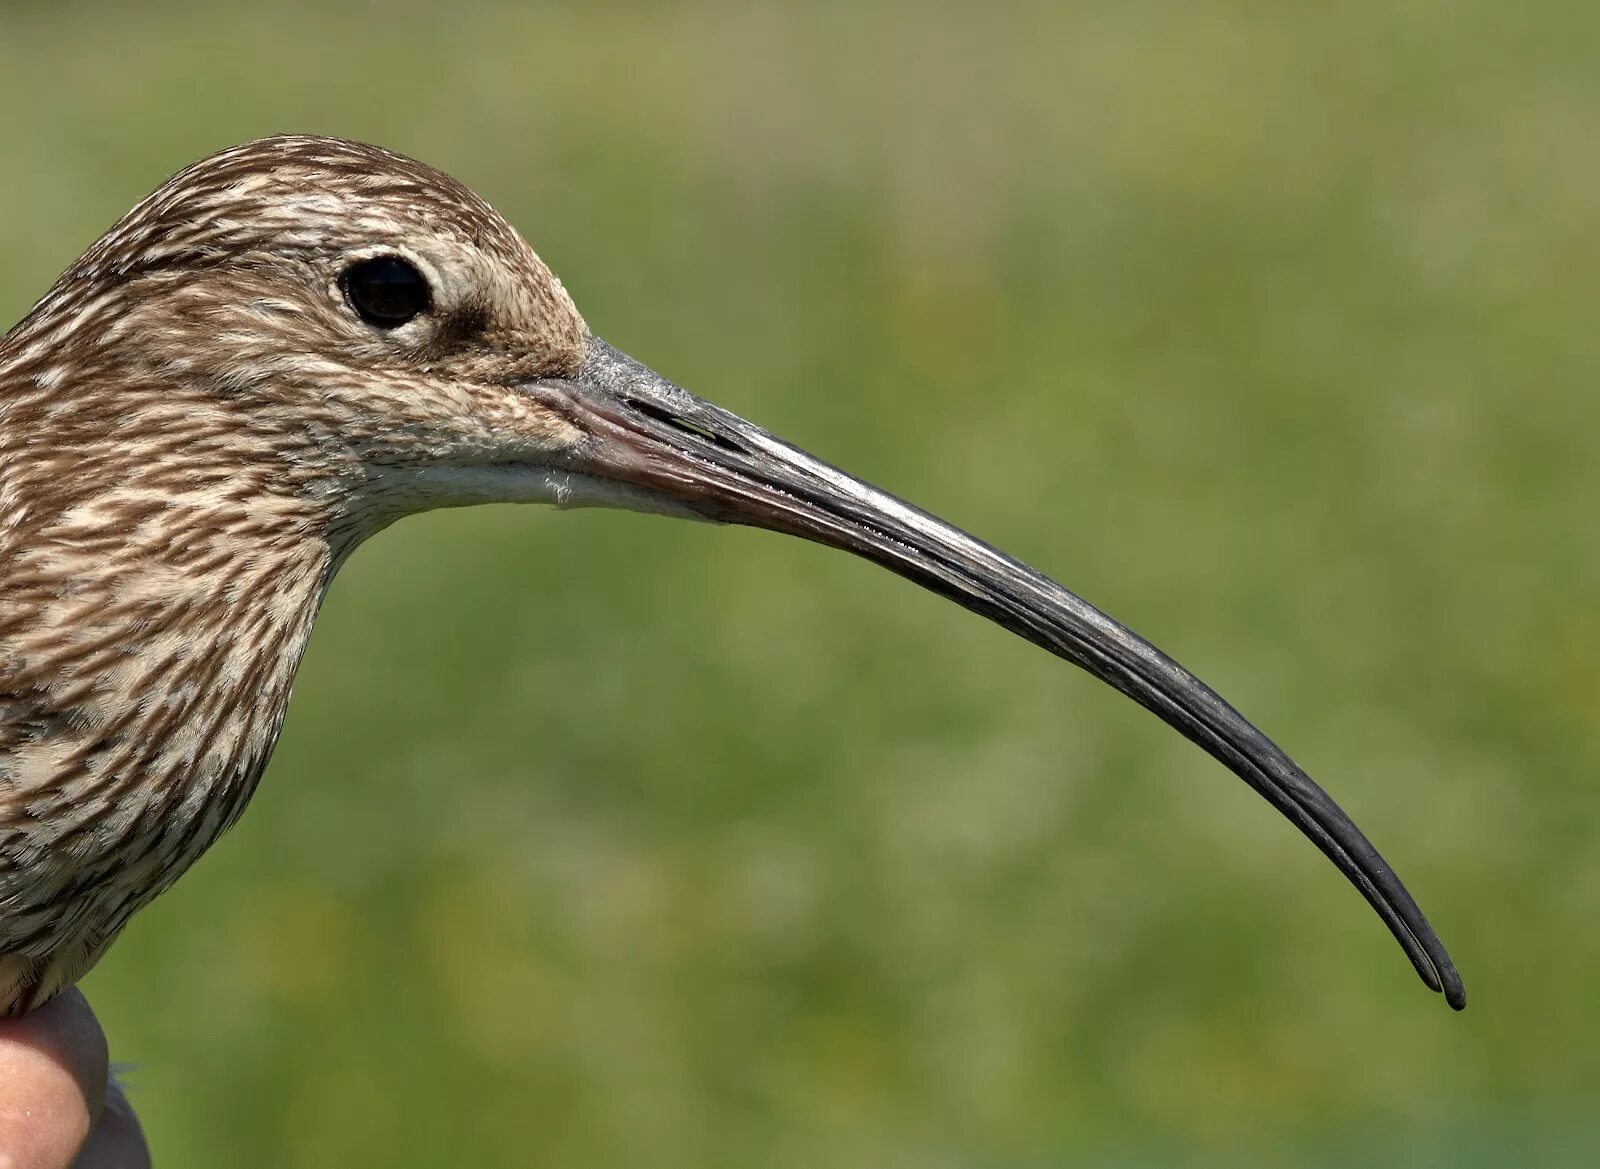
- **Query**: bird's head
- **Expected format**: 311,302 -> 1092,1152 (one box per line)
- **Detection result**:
4,136 -> 611,539
0,136 -> 1463,1009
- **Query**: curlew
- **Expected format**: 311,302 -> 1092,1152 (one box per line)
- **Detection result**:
0,136 -> 1463,1017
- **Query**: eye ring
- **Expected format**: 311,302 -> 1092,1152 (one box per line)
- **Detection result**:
340,256 -> 431,328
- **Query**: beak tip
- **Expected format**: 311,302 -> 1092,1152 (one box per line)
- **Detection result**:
1423,947 -> 1466,1010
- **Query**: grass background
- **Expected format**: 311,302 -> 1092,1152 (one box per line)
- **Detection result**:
1,1 -> 1595,1164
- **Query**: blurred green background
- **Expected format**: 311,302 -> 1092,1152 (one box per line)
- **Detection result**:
1,0 -> 1595,1165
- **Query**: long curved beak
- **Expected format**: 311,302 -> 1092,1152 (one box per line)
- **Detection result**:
526,337 -> 1465,1010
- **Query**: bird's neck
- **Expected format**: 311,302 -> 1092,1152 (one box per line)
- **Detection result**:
0,442 -> 339,908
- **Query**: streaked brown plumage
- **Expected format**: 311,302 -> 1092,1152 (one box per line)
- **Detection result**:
0,136 -> 1463,1018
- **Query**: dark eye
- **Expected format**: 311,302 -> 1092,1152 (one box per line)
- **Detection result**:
340,256 -> 430,327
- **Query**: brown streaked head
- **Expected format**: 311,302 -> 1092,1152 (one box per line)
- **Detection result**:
0,135 -> 1463,1013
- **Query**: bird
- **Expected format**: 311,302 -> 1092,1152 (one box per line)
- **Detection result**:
0,134 -> 1464,1019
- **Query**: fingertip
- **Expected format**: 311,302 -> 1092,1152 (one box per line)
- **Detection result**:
0,989 -> 109,1167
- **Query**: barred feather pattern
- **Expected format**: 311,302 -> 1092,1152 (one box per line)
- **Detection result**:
0,136 -> 591,1012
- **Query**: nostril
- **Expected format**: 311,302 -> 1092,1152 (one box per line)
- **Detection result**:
624,397 -> 745,453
